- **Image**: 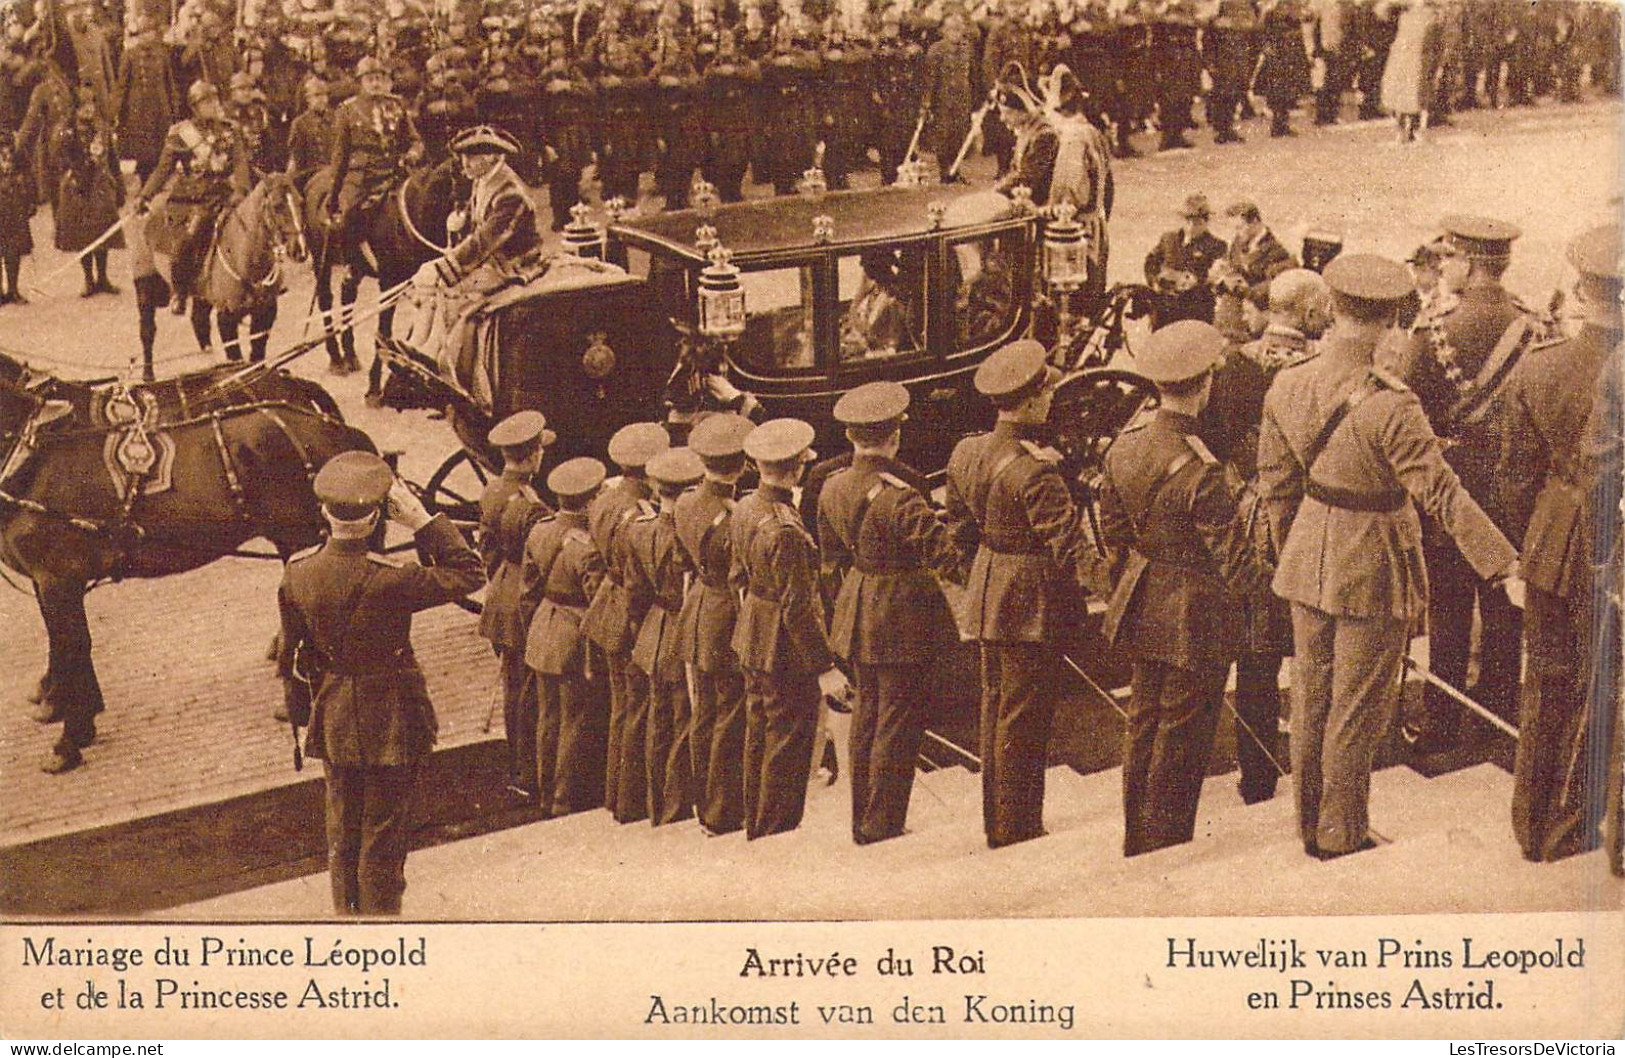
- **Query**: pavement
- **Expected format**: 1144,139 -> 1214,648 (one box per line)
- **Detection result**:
0,91 -> 1619,912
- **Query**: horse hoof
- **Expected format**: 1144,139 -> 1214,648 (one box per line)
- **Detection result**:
41,746 -> 83,774
31,702 -> 64,724
364,390 -> 384,408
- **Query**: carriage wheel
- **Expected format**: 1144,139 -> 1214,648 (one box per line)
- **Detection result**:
419,449 -> 489,526
1049,367 -> 1161,491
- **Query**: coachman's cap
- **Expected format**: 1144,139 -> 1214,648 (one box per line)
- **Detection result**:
688,413 -> 754,460
487,409 -> 555,449
1323,253 -> 1413,303
1138,320 -> 1227,384
834,380 -> 910,429
1179,194 -> 1212,219
1566,223 -> 1622,281
646,446 -> 706,489
975,338 -> 1058,402
548,456 -> 607,500
314,450 -> 393,510
744,418 -> 817,465
606,421 -> 671,469
1440,214 -> 1521,261
451,124 -> 520,156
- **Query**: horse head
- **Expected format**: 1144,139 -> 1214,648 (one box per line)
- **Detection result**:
258,172 -> 309,266
413,157 -> 469,249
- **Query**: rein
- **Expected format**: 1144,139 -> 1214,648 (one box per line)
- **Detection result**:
397,170 -> 453,256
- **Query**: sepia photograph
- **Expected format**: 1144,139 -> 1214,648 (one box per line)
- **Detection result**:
0,0 -> 1620,1038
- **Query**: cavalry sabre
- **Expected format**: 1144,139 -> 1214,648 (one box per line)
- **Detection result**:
25,211 -> 136,299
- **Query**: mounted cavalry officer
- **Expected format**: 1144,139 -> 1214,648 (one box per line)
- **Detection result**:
405,124 -> 543,409
1399,214 -> 1548,754
477,409 -> 556,800
324,55 -> 425,266
1099,321 -> 1274,857
945,339 -> 1096,850
277,451 -> 483,916
1498,223 -> 1623,864
818,382 -> 966,845
133,79 -> 252,316
1255,254 -> 1518,861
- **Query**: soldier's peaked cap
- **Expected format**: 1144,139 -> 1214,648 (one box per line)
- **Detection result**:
548,456 -> 607,499
451,124 -> 519,155
646,446 -> 705,488
744,418 -> 817,464
975,338 -> 1058,400
1139,320 -> 1227,384
606,421 -> 671,468
1323,253 -> 1413,303
1440,214 -> 1521,259
688,413 -> 754,460
314,450 -> 393,509
487,409 -> 555,449
1566,223 -> 1622,281
834,380 -> 910,428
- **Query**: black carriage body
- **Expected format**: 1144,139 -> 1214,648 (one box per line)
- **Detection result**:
450,273 -> 682,472
610,185 -> 1040,481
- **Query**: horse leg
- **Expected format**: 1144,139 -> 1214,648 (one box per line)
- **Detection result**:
34,577 -> 104,773
190,299 -> 215,356
250,301 -> 276,363
137,295 -> 159,382
366,297 -> 396,403
339,271 -> 363,369
219,308 -> 245,363
315,265 -> 345,369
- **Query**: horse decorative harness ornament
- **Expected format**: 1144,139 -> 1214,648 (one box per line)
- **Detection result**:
98,383 -> 177,501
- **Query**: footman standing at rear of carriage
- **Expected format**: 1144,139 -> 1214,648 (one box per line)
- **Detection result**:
733,419 -> 847,839
476,409 -> 555,800
278,451 -> 483,916
524,457 -> 610,817
1098,321 -> 1275,857
819,382 -> 967,845
1255,254 -> 1518,861
945,340 -> 1096,849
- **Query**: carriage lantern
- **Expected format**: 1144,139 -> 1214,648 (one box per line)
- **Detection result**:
697,244 -> 747,341
1302,225 -> 1345,274
562,202 -> 604,259
1043,202 -> 1089,294
1008,185 -> 1035,215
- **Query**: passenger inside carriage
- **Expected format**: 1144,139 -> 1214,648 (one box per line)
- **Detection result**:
838,248 -> 921,361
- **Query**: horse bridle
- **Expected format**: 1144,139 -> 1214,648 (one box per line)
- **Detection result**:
397,167 -> 454,256
214,181 -> 305,291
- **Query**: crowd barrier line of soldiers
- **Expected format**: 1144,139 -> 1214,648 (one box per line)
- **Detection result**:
0,0 -> 1620,917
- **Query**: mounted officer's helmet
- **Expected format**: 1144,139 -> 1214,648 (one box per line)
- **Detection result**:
187,80 -> 219,108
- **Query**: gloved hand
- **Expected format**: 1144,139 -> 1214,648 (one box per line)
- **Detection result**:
412,260 -> 440,291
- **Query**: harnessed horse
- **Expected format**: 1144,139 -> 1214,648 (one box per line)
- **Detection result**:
301,157 -> 464,400
0,350 -> 371,774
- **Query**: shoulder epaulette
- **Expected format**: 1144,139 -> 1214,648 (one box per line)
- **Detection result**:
636,498 -> 658,518
877,471 -> 909,490
288,543 -> 320,563
1019,439 -> 1063,463
1184,434 -> 1218,465
365,552 -> 403,567
1369,366 -> 1409,393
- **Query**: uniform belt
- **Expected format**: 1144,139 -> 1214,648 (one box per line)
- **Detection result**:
1306,480 -> 1407,513
309,647 -> 416,677
695,571 -> 730,591
544,590 -> 589,608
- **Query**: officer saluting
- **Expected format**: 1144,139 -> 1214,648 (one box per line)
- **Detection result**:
733,419 -> 847,839
945,339 -> 1095,849
524,457 -> 609,817
1498,223 -> 1623,863
1256,254 -> 1519,860
819,382 -> 966,845
675,413 -> 755,835
1099,321 -> 1275,857
278,451 -> 483,915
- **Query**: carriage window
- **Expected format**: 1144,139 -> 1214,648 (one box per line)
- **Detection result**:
737,265 -> 817,373
949,233 -> 1022,352
837,247 -> 926,363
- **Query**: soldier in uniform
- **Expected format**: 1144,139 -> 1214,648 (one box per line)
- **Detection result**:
476,410 -> 556,799
920,11 -> 976,183
416,52 -> 478,167
698,37 -> 756,202
133,80 -> 252,315
627,447 -> 706,825
324,55 -> 425,256
732,419 -> 847,839
870,17 -> 923,185
541,62 -> 596,230
1398,215 -> 1536,752
675,414 -> 755,835
1200,269 -> 1333,805
582,422 -> 670,824
1150,0 -> 1203,151
523,457 -> 610,817
278,451 -> 483,915
653,68 -> 706,210
595,53 -> 652,208
286,76 -> 338,184
761,44 -> 818,195
945,340 -> 1095,849
819,382 -> 966,845
1111,2 -> 1155,157
1497,223 -> 1622,863
1202,0 -> 1258,146
1255,254 -> 1518,859
1143,194 -> 1228,329
228,71 -> 276,176
814,34 -> 870,191
1100,321 -> 1275,856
